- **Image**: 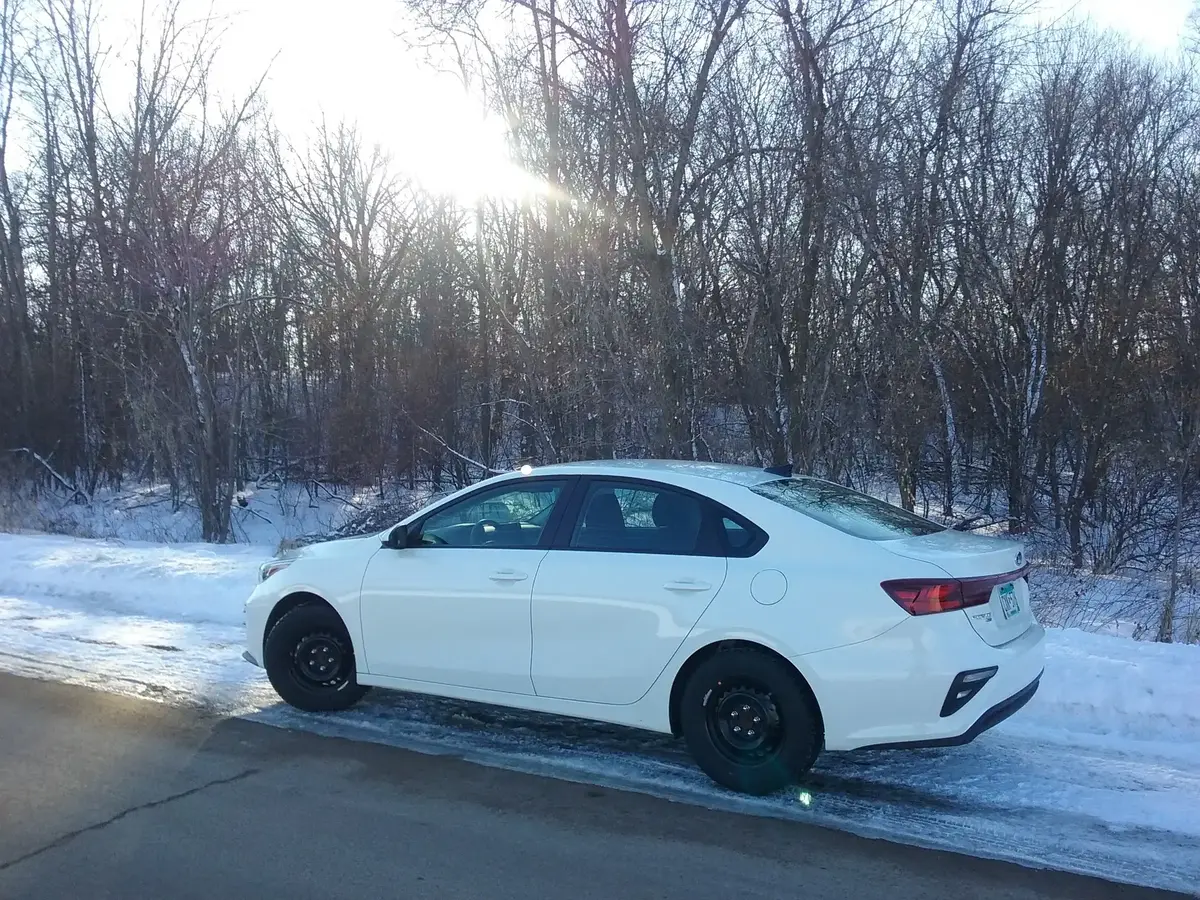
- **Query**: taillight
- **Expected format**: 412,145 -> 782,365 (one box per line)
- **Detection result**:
880,580 -> 974,614
881,567 -> 1029,616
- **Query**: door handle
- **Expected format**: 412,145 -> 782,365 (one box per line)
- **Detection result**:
489,569 -> 528,582
664,579 -> 711,592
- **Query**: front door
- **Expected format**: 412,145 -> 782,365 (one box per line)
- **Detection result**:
531,479 -> 728,705
359,478 -> 570,695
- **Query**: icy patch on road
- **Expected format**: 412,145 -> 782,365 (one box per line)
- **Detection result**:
0,593 -> 274,711
0,533 -> 1199,896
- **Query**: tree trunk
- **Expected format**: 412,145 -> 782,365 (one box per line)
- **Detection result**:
1157,457 -> 1187,643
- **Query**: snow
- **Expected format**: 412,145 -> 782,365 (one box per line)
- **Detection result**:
0,480 -> 384,546
1,531 -> 1199,895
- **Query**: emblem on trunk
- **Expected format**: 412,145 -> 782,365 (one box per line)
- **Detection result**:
1016,551 -> 1024,567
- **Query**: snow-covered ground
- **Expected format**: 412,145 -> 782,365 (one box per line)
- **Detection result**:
1,532 -> 1198,895
0,479 -> 428,547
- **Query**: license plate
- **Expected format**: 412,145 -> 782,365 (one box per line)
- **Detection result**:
998,582 -> 1020,620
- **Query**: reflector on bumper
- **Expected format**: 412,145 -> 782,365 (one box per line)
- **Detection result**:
940,666 -> 998,717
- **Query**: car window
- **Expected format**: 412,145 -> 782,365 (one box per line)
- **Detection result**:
723,516 -> 755,552
569,481 -> 713,555
417,481 -> 564,548
750,477 -> 944,540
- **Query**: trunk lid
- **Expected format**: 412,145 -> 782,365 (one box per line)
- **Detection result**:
879,530 -> 1034,646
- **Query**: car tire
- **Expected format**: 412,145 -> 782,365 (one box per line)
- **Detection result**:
264,602 -> 369,712
680,648 -> 822,795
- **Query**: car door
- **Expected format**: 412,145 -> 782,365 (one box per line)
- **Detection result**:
359,477 -> 572,695
530,478 -> 729,705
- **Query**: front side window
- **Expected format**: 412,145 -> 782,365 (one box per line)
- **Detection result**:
416,480 -> 564,548
750,477 -> 944,541
569,481 -> 716,555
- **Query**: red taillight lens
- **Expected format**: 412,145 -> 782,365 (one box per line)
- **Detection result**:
881,579 -> 970,614
881,567 -> 1029,616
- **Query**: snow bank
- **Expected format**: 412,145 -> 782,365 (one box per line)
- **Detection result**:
0,480 -> 391,546
0,533 -> 263,626
1004,628 -> 1200,764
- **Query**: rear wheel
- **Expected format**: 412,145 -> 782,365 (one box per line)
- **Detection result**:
264,603 -> 369,712
680,649 -> 822,795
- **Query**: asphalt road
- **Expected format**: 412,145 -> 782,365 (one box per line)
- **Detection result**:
0,673 -> 1188,900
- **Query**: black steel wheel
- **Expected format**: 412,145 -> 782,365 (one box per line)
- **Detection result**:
680,648 -> 822,795
706,684 -> 784,765
264,603 -> 369,712
292,633 -> 349,688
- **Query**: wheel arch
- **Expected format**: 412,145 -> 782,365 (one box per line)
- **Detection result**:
667,639 -> 825,742
264,591 -> 347,654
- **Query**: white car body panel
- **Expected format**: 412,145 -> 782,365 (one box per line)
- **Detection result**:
877,530 -> 1036,646
879,529 -> 1024,578
530,549 -> 728,704
796,619 -> 1045,749
359,546 -> 546,693
968,574 -> 1033,647
243,460 -> 1046,753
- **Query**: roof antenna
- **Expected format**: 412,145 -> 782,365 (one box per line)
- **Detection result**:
763,463 -> 793,477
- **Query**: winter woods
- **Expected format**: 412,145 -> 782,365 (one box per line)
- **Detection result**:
0,0 -> 1198,601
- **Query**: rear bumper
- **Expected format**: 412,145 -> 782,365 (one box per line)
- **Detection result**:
855,672 -> 1041,751
793,617 -> 1046,751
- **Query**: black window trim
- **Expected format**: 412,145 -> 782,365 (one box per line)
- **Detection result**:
405,475 -> 581,550
547,474 -> 768,558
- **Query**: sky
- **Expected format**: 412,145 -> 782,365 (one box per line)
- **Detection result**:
195,0 -> 1197,198
1042,0 -> 1192,47
14,0 -> 1196,199
181,0 -> 534,200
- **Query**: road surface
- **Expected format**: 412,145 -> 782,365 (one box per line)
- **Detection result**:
0,673 -> 1189,900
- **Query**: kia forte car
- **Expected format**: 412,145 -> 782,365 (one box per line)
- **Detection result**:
243,460 -> 1045,795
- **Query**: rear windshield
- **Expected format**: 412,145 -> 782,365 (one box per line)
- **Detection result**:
750,478 -> 946,540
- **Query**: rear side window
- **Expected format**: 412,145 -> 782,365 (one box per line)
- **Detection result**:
722,517 -> 756,553
569,481 -> 722,556
750,478 -> 944,541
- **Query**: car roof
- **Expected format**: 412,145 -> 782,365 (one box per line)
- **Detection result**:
514,459 -> 784,487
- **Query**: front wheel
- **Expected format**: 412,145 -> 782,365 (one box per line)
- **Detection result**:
680,649 -> 822,795
263,603 -> 369,712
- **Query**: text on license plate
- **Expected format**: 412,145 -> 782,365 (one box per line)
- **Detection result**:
998,582 -> 1020,619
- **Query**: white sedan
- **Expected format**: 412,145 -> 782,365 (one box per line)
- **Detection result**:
243,460 -> 1045,795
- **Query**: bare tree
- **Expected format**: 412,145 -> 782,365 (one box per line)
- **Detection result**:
0,0 -> 1198,639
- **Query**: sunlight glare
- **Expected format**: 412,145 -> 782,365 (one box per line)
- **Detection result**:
211,0 -> 544,203
380,77 -> 547,203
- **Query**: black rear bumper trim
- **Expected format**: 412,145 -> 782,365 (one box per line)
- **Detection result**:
857,670 -> 1043,752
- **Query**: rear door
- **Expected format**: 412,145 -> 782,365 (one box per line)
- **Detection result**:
529,478 -> 728,705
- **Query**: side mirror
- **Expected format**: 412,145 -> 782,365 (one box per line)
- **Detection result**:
383,524 -> 408,550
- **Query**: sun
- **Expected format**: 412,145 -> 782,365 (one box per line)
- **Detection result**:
379,75 -> 547,204
208,0 -> 545,204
